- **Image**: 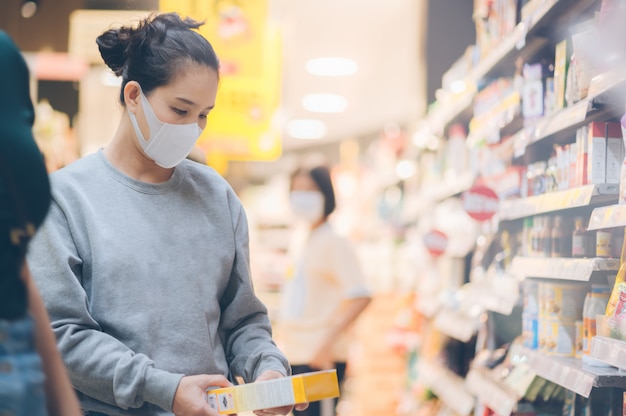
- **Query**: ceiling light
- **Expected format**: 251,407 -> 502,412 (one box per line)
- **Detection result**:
396,160 -> 416,180
450,80 -> 466,94
306,57 -> 358,76
21,0 -> 38,18
287,119 -> 327,140
302,93 -> 347,113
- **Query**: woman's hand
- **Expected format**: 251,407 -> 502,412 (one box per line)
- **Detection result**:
253,370 -> 309,416
173,374 -> 232,416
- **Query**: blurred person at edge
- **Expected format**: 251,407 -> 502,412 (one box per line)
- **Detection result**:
26,13 -> 306,416
278,166 -> 372,416
0,31 -> 82,416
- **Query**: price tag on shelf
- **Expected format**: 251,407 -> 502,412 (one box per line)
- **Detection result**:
462,185 -> 499,222
423,229 -> 448,258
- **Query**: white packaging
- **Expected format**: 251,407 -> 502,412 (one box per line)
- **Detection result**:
606,122 -> 623,184
586,122 -> 605,185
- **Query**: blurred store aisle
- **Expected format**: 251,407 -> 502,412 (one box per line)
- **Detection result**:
337,293 -> 407,416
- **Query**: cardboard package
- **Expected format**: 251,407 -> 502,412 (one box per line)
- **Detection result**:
206,370 -> 340,415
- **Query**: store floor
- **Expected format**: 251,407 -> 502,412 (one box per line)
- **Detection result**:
337,292 -> 408,416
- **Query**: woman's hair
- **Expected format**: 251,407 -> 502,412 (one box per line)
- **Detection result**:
292,166 -> 336,218
96,12 -> 219,105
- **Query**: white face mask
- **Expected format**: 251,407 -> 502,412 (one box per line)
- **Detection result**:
128,87 -> 202,168
290,191 -> 325,223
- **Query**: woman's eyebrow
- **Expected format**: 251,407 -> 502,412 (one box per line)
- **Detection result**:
175,97 -> 214,110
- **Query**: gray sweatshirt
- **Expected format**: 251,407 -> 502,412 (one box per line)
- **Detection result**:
27,150 -> 289,415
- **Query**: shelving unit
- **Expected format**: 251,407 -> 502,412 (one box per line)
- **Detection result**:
499,184 -> 618,221
463,276 -> 519,315
465,367 -> 521,416
407,0 -> 626,414
417,360 -> 474,416
590,336 -> 626,370
511,345 -> 626,397
588,204 -> 626,231
433,307 -> 478,343
424,0 -> 600,136
507,256 -> 620,281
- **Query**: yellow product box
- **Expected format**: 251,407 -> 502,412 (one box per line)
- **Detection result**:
205,370 -> 339,415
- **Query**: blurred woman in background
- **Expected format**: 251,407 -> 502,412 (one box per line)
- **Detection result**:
279,165 -> 371,416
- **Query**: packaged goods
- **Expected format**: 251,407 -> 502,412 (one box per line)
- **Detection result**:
523,313 -> 539,349
543,318 -> 576,356
605,229 -> 626,317
582,285 -> 610,354
587,122 -> 607,184
606,122 -> 623,184
596,229 -> 612,258
620,113 -> 626,204
575,320 -> 584,358
522,280 -> 539,316
205,370 -> 339,415
539,282 -> 589,319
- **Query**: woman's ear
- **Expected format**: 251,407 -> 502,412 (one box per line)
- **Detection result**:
124,81 -> 141,113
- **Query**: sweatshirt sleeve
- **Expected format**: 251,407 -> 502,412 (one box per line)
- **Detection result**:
27,199 -> 183,411
219,199 -> 290,382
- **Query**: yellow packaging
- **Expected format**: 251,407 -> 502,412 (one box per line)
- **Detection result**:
205,370 -> 339,414
606,229 -> 626,317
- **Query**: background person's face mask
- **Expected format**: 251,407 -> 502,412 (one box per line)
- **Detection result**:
289,190 -> 325,223
128,86 -> 202,168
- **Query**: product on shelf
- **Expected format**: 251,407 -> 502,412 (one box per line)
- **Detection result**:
582,284 -> 610,354
604,229 -> 626,339
553,39 -> 570,112
620,113 -> 626,204
538,281 -> 589,356
572,216 -> 595,258
596,228 -> 612,258
522,280 -> 539,349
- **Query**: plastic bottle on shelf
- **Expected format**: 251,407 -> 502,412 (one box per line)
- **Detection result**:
542,216 -> 552,258
523,217 -> 533,256
572,217 -> 588,258
551,215 -> 565,258
582,284 -> 610,355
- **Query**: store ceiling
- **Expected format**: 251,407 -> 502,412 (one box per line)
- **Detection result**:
273,0 -> 425,151
1,0 -> 425,154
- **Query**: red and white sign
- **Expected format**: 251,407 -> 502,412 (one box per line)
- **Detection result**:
462,185 -> 499,222
423,229 -> 448,257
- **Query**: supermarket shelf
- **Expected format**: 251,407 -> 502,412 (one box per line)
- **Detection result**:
514,71 -> 626,157
507,256 -> 619,281
499,184 -> 619,221
511,345 -> 626,397
470,0 -> 558,82
427,91 -> 475,136
424,0 -> 566,135
467,94 -> 521,148
421,174 -> 475,204
588,204 -> 626,231
417,360 -> 474,416
433,308 -> 478,343
465,367 -> 519,416
590,336 -> 626,371
464,277 -> 519,315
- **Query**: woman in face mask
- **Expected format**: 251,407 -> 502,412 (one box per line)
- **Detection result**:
278,166 -> 372,416
26,13 -> 302,416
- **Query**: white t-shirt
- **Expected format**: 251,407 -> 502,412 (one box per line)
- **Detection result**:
278,222 -> 370,364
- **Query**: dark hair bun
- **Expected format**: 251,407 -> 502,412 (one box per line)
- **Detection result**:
96,12 -> 219,105
96,26 -> 135,76
96,13 -> 204,77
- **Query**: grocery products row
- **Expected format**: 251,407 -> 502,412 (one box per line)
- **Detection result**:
397,0 -> 626,415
